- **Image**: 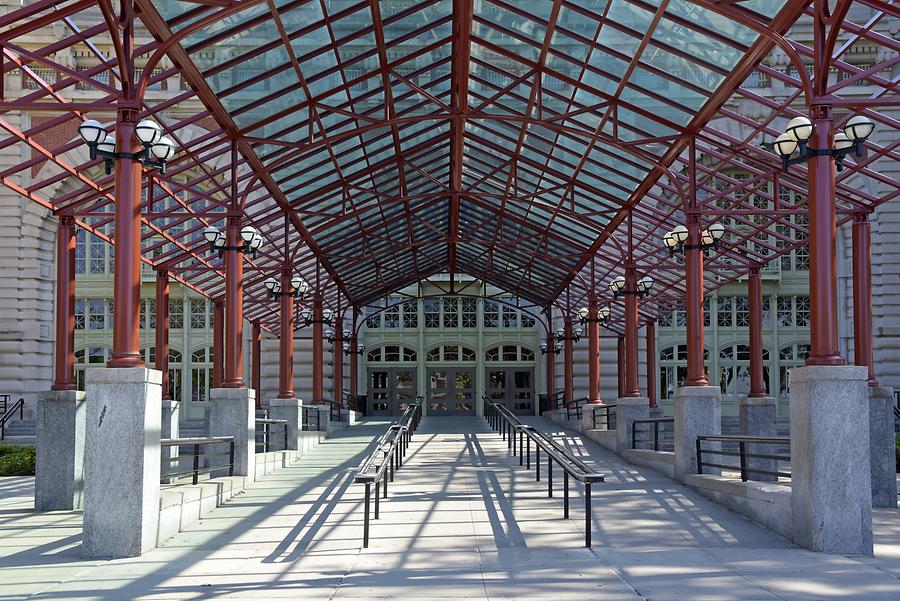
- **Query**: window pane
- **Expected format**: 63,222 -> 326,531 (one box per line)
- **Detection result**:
483,300 -> 499,328
443,298 -> 458,328
502,345 -> 517,361
443,345 -> 458,361
402,300 -> 418,328
74,299 -> 85,330
424,300 -> 440,327
795,296 -> 810,327
169,299 -> 184,329
384,305 -> 400,328
717,296 -> 733,327
502,306 -> 517,328
89,299 -> 105,330
462,298 -> 477,327
190,299 -> 207,329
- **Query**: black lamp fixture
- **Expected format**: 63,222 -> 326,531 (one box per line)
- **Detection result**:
662,222 -> 725,256
342,333 -> 365,356
263,274 -> 309,300
577,305 -> 611,325
78,119 -> 177,175
203,225 -> 263,258
609,275 -> 655,298
771,114 -> 874,172
554,324 -> 584,343
299,307 -> 335,328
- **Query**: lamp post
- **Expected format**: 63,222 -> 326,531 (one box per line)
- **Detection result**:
77,118 -> 178,369
264,273 -> 309,300
771,114 -> 874,172
662,222 -> 725,257
610,270 -> 653,398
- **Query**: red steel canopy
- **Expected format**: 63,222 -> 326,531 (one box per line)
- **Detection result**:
0,0 -> 896,331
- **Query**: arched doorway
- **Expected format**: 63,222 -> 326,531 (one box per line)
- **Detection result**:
365,344 -> 418,416
484,344 -> 536,415
425,344 -> 477,415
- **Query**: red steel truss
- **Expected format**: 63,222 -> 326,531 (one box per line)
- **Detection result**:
0,0 -> 896,338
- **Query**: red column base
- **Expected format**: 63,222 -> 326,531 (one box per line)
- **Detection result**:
107,353 -> 145,369
278,392 -> 295,399
805,355 -> 845,366
220,380 -> 246,389
50,383 -> 77,391
683,377 -> 709,387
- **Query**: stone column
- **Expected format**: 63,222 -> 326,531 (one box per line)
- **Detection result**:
616,396 -> 649,455
270,397 -> 303,451
209,387 -> 257,481
868,386 -> 897,508
789,365 -> 872,555
35,390 -> 86,511
82,367 -> 162,558
673,385 -> 721,482
739,397 -> 777,482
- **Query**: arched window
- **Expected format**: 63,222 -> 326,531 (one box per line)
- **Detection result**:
425,344 -> 476,362
718,344 -> 770,399
484,344 -> 535,362
659,344 -> 710,400
367,345 -> 417,362
779,343 -> 810,397
190,346 -> 213,402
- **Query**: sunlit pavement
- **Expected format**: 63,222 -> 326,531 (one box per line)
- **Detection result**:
2,416 -> 900,600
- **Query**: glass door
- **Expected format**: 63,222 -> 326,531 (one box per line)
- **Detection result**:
368,369 -> 391,416
484,367 -> 535,415
428,368 -> 475,415
453,369 -> 474,413
368,368 -> 418,416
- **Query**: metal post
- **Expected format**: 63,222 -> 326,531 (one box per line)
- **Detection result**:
283,423 -> 288,451
536,447 -> 541,481
564,316 -> 574,402
563,471 -> 569,518
654,420 -> 659,451
748,268 -> 767,397
155,271 -> 170,399
684,218 -> 708,385
696,438 -> 703,474
852,213 -> 876,384
374,479 -> 380,519
617,335 -> 626,399
252,322 -> 262,408
624,267 -> 640,397
739,440 -> 748,482
334,316 -> 344,406
547,455 -> 553,497
222,218 -> 244,387
632,422 -> 637,450
278,269 -> 294,398
312,294 -> 324,403
192,443 -> 200,485
519,430 -> 523,465
212,301 -> 224,388
526,436 -> 531,469
51,216 -> 77,390
585,483 -> 592,548
546,330 -> 556,407
587,297 -> 601,404
364,482 -> 371,548
646,321 -> 657,408
107,115 -> 143,368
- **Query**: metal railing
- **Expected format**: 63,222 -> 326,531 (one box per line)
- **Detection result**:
631,417 -> 674,451
323,399 -> 342,422
255,418 -> 288,453
564,397 -> 588,420
0,397 -> 24,441
0,394 -> 9,414
353,397 -> 422,547
541,391 -> 565,414
591,404 -> 617,431
485,399 -> 604,547
302,405 -> 321,431
160,436 -> 235,485
697,435 -> 792,482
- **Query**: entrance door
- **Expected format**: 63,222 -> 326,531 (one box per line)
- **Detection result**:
485,367 -> 535,415
428,368 -> 475,415
367,367 -> 417,416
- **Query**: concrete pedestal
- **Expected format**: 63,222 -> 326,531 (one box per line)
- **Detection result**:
35,389 -> 86,511
789,365 -> 872,556
674,386 -> 721,482
616,397 -> 649,455
739,397 -> 778,482
868,386 -> 897,508
82,368 -> 162,558
160,400 -> 180,483
209,388 -> 256,481
269,397 -> 303,450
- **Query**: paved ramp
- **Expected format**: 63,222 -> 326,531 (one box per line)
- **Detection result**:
2,416 -> 900,600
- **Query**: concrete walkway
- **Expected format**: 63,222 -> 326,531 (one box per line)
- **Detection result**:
0,416 -> 898,600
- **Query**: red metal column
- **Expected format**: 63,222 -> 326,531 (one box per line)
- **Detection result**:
51,216 -> 76,390
278,269 -> 294,398
252,321 -> 262,407
546,329 -> 556,408
617,335 -> 625,398
155,271 -> 170,400
563,317 -> 574,401
748,268 -> 767,397
212,301 -> 224,388
852,213 -> 876,385
646,321 -> 657,408
587,297 -> 601,404
107,114 -> 144,368
806,108 -> 844,366
684,219 -> 708,386
333,315 -> 344,406
349,308 -> 358,404
623,268 -> 640,397
312,294 -> 323,404
222,218 -> 244,387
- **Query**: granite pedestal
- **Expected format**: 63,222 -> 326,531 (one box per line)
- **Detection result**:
82,368 -> 161,558
674,386 -> 721,482
868,386 -> 897,508
269,397 -> 303,450
35,389 -> 86,511
160,400 -> 180,483
209,388 -> 256,481
616,397 -> 650,455
789,365 -> 872,556
739,397 -> 778,482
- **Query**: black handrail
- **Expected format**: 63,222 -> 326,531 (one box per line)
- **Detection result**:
697,434 -> 791,482
0,394 -> 9,415
255,418 -> 289,453
631,417 -> 674,451
353,396 -> 423,548
323,399 -> 342,422
564,397 -> 588,420
0,397 -> 24,441
591,404 -> 617,431
302,405 -> 321,431
484,400 -> 604,547
160,436 -> 235,485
